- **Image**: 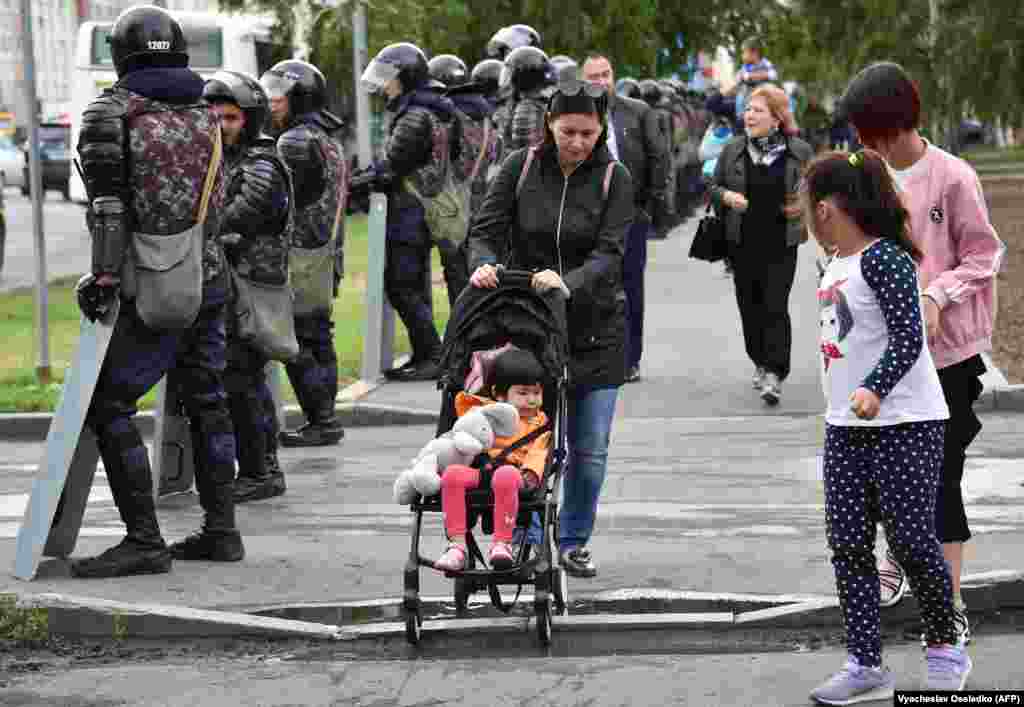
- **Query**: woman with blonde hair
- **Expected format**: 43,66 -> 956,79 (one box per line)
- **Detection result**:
710,83 -> 813,405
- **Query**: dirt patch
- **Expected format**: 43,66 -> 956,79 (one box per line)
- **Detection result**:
984,177 -> 1024,384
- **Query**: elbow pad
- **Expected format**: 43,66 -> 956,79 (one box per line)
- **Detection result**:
91,196 -> 128,275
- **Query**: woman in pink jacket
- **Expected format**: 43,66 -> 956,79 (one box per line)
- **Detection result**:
840,62 -> 1005,647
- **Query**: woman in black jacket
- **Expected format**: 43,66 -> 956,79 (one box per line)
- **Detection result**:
710,83 -> 812,406
467,79 -> 634,578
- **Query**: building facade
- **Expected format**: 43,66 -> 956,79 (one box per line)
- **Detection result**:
0,0 -> 216,134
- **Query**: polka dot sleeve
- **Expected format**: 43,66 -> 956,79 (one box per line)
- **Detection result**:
860,240 -> 924,399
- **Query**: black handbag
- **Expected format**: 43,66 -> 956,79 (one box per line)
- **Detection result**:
688,202 -> 728,263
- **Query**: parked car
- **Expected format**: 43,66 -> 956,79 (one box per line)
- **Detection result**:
0,135 -> 25,190
22,123 -> 71,200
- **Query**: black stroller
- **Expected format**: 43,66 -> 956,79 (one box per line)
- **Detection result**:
403,270 -> 570,646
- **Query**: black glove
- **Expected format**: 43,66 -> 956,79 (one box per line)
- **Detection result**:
75,274 -> 118,323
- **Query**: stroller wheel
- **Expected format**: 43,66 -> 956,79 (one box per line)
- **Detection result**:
404,608 -> 422,645
551,566 -> 568,616
535,598 -> 552,646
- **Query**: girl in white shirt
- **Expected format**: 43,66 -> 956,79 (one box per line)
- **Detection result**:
803,150 -> 970,704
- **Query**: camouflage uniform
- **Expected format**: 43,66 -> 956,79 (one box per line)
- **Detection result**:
380,88 -> 460,365
221,136 -> 291,490
274,112 -> 346,432
77,72 -> 238,576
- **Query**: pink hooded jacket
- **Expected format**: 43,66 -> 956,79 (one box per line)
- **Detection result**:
899,143 -> 1005,370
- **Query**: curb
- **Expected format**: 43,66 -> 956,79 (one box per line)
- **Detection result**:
8,571 -> 1022,643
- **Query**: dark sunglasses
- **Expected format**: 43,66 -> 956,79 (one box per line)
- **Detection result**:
555,78 -> 607,99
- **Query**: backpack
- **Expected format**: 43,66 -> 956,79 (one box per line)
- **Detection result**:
404,111 -> 470,247
515,147 -> 617,201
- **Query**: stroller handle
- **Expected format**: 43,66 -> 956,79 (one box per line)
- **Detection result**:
495,267 -> 568,300
496,267 -> 535,289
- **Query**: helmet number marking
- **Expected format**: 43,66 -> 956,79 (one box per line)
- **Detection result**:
148,40 -> 172,50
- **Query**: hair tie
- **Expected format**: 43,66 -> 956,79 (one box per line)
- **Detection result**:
849,151 -> 863,168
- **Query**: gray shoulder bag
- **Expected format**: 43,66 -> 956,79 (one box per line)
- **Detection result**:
123,125 -> 222,331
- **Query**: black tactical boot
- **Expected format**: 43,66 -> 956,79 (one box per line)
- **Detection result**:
174,414 -> 245,561
71,431 -> 172,578
169,526 -> 244,562
71,493 -> 172,578
279,419 -> 345,447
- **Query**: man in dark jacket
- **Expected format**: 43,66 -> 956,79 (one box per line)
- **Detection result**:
73,5 -> 242,577
583,53 -> 671,384
359,42 -> 461,382
202,70 -> 291,503
261,60 -> 347,447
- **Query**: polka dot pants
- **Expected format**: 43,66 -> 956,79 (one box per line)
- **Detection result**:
823,421 -> 957,667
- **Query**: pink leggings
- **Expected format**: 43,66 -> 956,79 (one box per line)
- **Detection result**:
442,464 -> 531,543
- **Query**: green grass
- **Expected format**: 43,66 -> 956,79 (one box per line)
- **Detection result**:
0,215 -> 451,412
963,146 -> 1024,164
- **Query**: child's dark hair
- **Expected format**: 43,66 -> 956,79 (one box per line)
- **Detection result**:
490,348 -> 545,398
840,62 -> 921,148
802,149 -> 923,262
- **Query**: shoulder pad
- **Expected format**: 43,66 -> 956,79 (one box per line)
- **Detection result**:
310,110 -> 344,133
84,91 -> 129,120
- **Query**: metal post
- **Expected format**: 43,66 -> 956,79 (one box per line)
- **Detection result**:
353,0 -> 372,169
360,192 -> 390,382
20,0 -> 50,383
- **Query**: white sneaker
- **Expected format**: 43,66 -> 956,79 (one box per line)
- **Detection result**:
925,645 -> 972,691
878,550 -> 908,608
760,372 -> 781,405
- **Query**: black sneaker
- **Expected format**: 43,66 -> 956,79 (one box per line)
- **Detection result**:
279,421 -> 344,447
169,529 -> 244,562
560,547 -> 597,578
388,360 -> 441,382
70,538 -> 173,578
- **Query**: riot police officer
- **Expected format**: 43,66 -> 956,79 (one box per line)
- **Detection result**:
470,59 -> 503,107
639,79 -> 677,235
500,46 -> 556,155
485,24 -> 541,61
260,60 -> 347,447
73,5 -> 242,577
202,71 -> 292,502
431,53 -> 500,229
549,55 -> 579,83
359,42 -> 461,381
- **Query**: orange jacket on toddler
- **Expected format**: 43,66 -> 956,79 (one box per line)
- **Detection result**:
454,391 -> 551,483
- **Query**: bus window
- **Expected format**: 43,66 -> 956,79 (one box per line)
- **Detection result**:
91,25 -> 224,69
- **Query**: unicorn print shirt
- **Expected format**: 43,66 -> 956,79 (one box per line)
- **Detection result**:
818,239 -> 949,427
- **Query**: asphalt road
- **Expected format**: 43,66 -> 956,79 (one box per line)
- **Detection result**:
3,633 -> 1024,706
0,187 -> 90,293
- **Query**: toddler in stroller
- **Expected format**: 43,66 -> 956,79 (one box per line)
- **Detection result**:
434,348 -> 552,572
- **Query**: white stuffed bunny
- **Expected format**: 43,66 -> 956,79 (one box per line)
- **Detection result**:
393,402 -> 520,504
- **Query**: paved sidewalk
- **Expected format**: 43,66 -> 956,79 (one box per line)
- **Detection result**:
1,217 -> 1021,635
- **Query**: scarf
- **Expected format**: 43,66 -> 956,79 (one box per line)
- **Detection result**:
747,129 -> 787,166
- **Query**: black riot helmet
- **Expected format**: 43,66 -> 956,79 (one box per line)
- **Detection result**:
486,24 -> 541,60
616,77 -> 641,100
203,70 -> 269,143
470,59 -> 503,98
108,5 -> 188,77
549,55 -> 578,83
638,79 -> 663,108
499,46 -> 554,94
259,60 -> 327,116
428,54 -> 468,88
361,42 -> 429,96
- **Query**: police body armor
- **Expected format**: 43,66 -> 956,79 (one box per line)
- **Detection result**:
79,87 -> 227,327
276,112 -> 346,317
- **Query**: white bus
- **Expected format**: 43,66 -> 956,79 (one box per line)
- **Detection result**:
69,12 -> 282,203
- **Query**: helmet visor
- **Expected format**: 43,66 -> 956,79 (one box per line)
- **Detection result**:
260,72 -> 295,100
360,59 -> 401,94
498,65 -> 514,90
487,27 -> 529,59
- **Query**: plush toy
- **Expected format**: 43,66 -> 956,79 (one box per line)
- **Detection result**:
393,402 -> 520,504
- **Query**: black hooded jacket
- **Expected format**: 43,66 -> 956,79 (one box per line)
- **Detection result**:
468,140 -> 634,387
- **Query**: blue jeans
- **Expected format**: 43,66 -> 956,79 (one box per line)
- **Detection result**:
558,385 -> 620,553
